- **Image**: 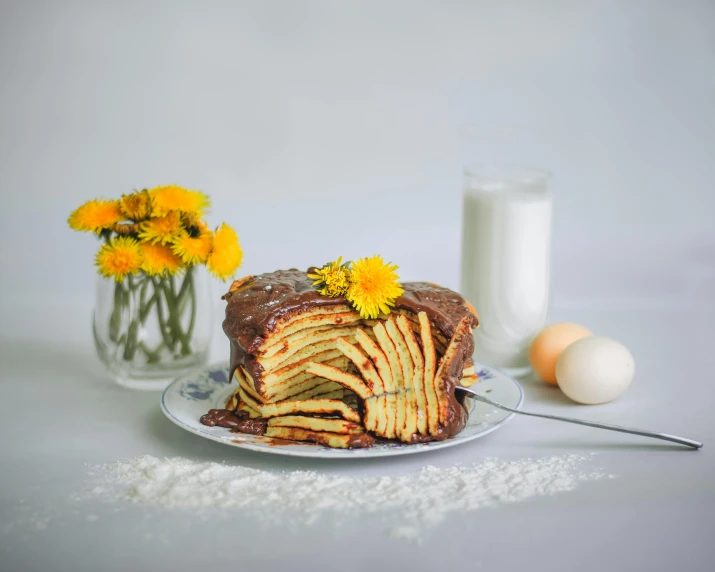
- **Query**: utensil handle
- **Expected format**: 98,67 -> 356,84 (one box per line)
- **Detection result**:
458,387 -> 703,449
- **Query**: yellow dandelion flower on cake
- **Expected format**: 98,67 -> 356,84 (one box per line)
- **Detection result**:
68,199 -> 124,234
172,231 -> 213,265
140,242 -> 183,276
119,190 -> 151,221
207,223 -> 243,280
137,211 -> 183,245
95,237 -> 143,282
308,256 -> 351,297
149,185 -> 210,217
346,255 -> 404,319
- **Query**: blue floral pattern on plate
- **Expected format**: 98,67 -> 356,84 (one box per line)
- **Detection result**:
476,368 -> 495,381
177,366 -> 230,402
162,361 -> 523,459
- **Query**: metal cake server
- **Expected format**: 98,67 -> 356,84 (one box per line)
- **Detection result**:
456,386 -> 703,449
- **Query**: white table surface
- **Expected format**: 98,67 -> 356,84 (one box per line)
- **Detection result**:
1,302 -> 713,572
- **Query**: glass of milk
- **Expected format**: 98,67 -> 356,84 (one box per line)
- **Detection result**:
460,164 -> 552,374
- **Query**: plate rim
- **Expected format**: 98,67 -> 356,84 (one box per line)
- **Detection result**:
160,362 -> 524,459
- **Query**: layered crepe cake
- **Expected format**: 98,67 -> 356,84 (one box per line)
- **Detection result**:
201,268 -> 480,448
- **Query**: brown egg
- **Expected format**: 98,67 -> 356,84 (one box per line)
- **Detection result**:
529,323 -> 593,384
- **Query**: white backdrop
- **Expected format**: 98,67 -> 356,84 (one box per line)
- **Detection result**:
2,5 -> 715,572
1,0 -> 714,322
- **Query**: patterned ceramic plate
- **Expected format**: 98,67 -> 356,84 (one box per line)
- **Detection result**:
161,362 -> 523,458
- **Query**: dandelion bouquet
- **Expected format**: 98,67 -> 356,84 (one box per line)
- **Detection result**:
69,185 -> 243,387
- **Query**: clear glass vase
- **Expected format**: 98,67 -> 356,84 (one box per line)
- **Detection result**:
93,266 -> 212,390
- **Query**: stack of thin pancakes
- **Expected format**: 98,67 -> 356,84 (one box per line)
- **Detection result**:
209,269 -> 479,448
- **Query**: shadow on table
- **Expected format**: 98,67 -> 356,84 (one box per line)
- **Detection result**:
524,438 -> 700,452
514,370 -> 576,406
0,339 -> 112,385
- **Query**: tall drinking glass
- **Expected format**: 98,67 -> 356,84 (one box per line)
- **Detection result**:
460,164 -> 552,374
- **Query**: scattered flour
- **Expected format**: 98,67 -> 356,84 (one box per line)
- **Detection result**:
85,454 -> 610,537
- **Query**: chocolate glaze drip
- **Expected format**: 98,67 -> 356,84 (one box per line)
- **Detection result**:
199,409 -> 268,435
199,408 -> 375,447
343,432 -> 376,448
233,418 -> 269,436
200,408 -> 248,428
220,268 -> 478,442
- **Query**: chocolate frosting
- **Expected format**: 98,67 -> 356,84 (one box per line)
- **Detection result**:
223,269 -> 477,379
200,409 -> 269,435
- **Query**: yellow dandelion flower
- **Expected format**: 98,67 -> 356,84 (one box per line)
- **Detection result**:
68,199 -> 124,234
140,242 -> 183,276
206,223 -> 243,280
180,213 -> 213,246
149,185 -> 210,217
346,255 -> 404,319
308,257 -> 351,297
95,237 -> 143,282
180,212 -> 208,232
119,190 -> 151,221
171,231 -> 213,265
137,211 -> 183,245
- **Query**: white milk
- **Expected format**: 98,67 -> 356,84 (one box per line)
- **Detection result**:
460,166 -> 552,370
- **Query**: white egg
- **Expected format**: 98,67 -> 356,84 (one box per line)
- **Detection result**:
555,336 -> 635,404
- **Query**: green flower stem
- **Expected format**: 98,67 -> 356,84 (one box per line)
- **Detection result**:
185,268 -> 197,343
162,278 -> 191,356
138,276 -> 149,312
109,270 -> 197,364
109,281 -> 124,343
139,341 -> 162,363
139,289 -> 158,323
176,267 -> 193,314
169,274 -> 178,300
153,277 -> 176,352
123,319 -> 139,360
121,280 -> 130,315
122,274 -> 139,360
